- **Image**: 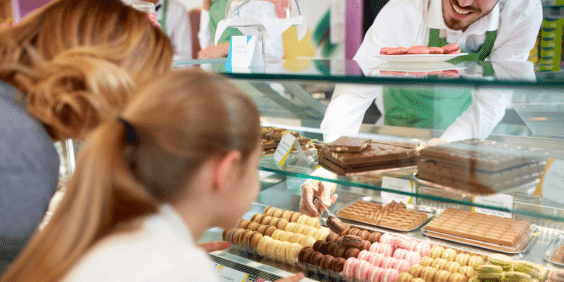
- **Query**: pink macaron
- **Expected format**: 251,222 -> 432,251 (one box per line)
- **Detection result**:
379,233 -> 392,244
415,242 -> 431,257
383,257 -> 398,269
357,261 -> 374,280
370,267 -> 386,282
409,240 -> 418,251
358,250 -> 371,261
344,257 -> 360,278
391,236 -> 411,250
381,244 -> 395,257
393,249 -> 407,260
371,253 -> 386,267
405,251 -> 421,266
395,260 -> 411,273
370,242 -> 381,252
382,268 -> 400,282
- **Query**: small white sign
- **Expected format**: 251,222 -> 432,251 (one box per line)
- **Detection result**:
216,264 -> 249,282
274,132 -> 298,167
230,35 -> 265,68
381,177 -> 414,204
472,194 -> 513,218
540,159 -> 564,205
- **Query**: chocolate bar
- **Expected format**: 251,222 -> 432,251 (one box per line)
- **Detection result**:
319,141 -> 418,167
318,155 -> 417,174
322,136 -> 371,153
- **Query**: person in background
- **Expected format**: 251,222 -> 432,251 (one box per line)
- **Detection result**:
198,0 -> 214,51
0,0 -> 173,274
142,0 -> 193,61
1,69 -> 305,282
299,0 -> 543,217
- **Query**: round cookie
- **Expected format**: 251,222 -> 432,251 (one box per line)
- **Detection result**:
349,228 -> 361,236
409,264 -> 424,278
256,224 -> 268,235
335,245 -> 348,258
441,43 -> 460,54
428,47 -> 445,54
242,230 -> 255,246
281,210 -> 292,221
268,217 -> 280,227
420,257 -> 435,267
441,248 -> 458,261
232,228 -> 246,244
272,208 -> 284,218
298,246 -> 314,263
326,232 -> 340,242
300,235 -> 316,247
332,257 -> 347,272
222,228 -> 236,242
358,230 -> 371,241
260,215 -> 272,225
271,229 -> 285,240
344,247 -> 361,259
407,45 -> 430,55
430,246 -> 445,258
487,253 -> 512,271
435,270 -> 451,282
279,230 -> 293,242
250,232 -> 263,249
306,216 -> 319,227
387,47 -> 408,55
450,272 -> 468,282
257,236 -> 273,256
285,222 -> 297,233
458,266 -> 475,279
455,253 -> 471,266
370,232 -> 382,244
433,258 -> 448,270
380,47 -> 393,55
446,261 -> 461,273
264,225 -> 277,237
286,242 -> 303,263
290,212 -> 301,223
296,215 -> 309,225
311,251 -> 325,266
276,218 -> 289,230
263,206 -> 276,216
326,241 -> 339,257
468,255 -> 485,269
247,221 -> 259,231
239,218 -> 251,228
421,266 -> 437,282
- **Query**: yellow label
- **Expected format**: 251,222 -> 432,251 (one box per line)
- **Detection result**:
534,158 -> 556,197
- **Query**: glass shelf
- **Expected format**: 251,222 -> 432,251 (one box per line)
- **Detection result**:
259,152 -> 564,223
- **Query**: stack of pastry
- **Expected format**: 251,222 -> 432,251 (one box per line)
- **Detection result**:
403,246 -> 486,282
417,139 -> 546,194
261,127 -> 312,156
470,254 -> 549,282
317,136 -> 420,174
338,200 -> 428,231
298,228 -> 383,274
424,208 -> 530,248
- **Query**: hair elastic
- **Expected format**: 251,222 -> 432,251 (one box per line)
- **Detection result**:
118,117 -> 140,145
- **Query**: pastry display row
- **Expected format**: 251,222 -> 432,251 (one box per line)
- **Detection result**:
221,206 -> 562,282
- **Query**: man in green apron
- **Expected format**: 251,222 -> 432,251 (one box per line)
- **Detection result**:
301,0 -> 542,216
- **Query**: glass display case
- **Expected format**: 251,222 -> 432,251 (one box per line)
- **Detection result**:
172,57 -> 564,281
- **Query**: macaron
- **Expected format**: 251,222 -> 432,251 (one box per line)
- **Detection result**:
239,218 -> 251,228
503,271 -> 531,282
349,228 -> 361,236
513,260 -> 536,275
476,265 -> 503,280
222,228 -> 236,242
358,250 -> 372,261
250,232 -> 264,249
357,260 -> 374,280
380,47 -> 393,55
290,233 -> 304,244
299,235 -> 316,247
333,257 -> 347,272
266,239 -> 281,259
397,272 -> 413,282
380,233 -> 393,244
263,206 -> 276,216
468,255 -> 485,269
345,247 -> 361,259
370,242 -> 381,253
393,249 -> 407,260
304,226 -> 317,237
487,253 -> 513,271
409,240 -> 418,251
391,236 -> 411,250
326,232 -> 340,242
415,242 -> 431,257
306,217 -> 319,227
344,257 -> 360,278
409,264 -> 423,278
276,218 -> 289,231
381,243 -> 395,257
257,236 -> 274,256
281,210 -> 292,221
247,221 -> 259,231
342,235 -> 364,248
231,228 -> 246,244
322,254 -> 336,270
395,260 -> 410,273
335,245 -> 348,258
289,212 -> 301,223
256,224 -> 268,235
441,43 -> 460,54
277,241 -> 291,261
383,257 -> 398,269
433,258 -> 448,270
311,251 -> 325,266
272,208 -> 284,218
372,253 -> 386,267
268,217 -> 280,228
446,261 -> 461,273
405,251 -> 421,266
296,215 -> 309,225
421,266 -> 437,282
271,229 -> 285,241
260,215 -> 272,225
298,246 -> 313,263
370,267 -> 386,282
434,269 -> 451,282
361,240 -> 372,251
420,257 -> 434,267
294,224 -> 306,235
407,45 -> 430,55
326,241 -> 339,257
428,47 -> 445,54
382,268 -> 400,282
455,253 -> 471,266
387,47 -> 408,55
430,246 -> 445,258
370,232 -> 383,244
458,265 -> 475,279
449,272 -> 468,282
441,248 -> 457,261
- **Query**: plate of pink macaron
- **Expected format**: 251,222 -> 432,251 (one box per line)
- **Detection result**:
375,44 -> 467,63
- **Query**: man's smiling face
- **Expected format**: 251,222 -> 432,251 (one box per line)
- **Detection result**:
442,0 -> 499,31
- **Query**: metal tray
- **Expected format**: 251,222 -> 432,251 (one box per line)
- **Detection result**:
335,197 -> 437,232
422,223 -> 540,255
543,233 -> 564,266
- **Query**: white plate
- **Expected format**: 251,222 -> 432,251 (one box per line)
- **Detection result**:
375,53 -> 468,63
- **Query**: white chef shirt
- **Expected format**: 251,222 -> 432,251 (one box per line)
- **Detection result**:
62,204 -> 220,282
321,0 -> 541,143
156,0 -> 193,61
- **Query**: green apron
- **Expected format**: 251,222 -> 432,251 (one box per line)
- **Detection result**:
383,29 -> 497,130
157,0 -> 169,34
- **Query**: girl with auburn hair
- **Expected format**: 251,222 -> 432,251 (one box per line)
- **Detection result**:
1,69 -> 304,282
0,0 -> 172,273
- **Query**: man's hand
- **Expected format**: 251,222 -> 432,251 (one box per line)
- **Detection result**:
299,168 -> 338,217
198,241 -> 231,252
275,273 -> 305,282
197,43 -> 230,59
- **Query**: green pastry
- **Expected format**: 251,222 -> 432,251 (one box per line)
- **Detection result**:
478,265 -> 504,281
513,260 -> 536,276
502,271 -> 531,282
488,254 -> 513,271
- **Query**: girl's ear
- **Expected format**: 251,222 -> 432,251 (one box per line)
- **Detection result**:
211,151 -> 242,194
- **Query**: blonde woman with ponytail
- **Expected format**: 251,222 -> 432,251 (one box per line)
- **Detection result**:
1,69 -> 304,282
0,0 -> 173,273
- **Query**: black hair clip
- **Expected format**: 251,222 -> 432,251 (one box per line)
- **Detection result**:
118,117 -> 140,146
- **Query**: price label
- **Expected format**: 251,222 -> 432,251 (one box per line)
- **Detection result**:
381,177 -> 415,204
472,194 -> 513,218
273,132 -> 297,167
535,159 -> 564,205
216,264 -> 249,282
